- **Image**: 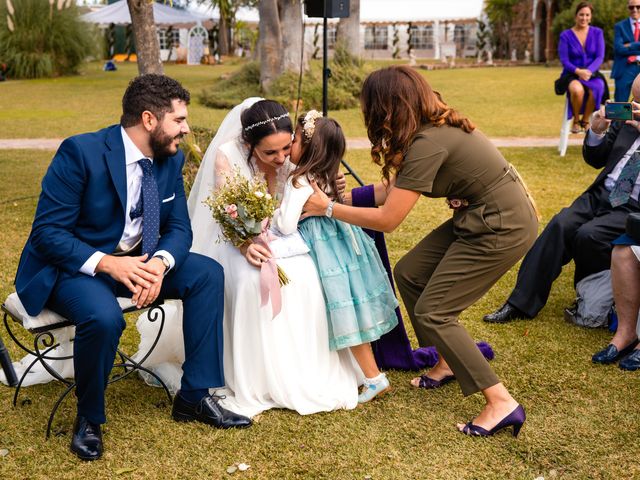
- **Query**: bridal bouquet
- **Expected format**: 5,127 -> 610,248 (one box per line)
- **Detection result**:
203,169 -> 289,287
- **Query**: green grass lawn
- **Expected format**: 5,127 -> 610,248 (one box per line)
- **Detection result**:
0,61 -> 565,140
1,146 -> 639,479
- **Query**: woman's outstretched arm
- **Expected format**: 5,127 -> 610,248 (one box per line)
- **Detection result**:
303,182 -> 420,233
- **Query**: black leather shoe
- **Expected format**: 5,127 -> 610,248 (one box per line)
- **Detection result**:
172,392 -> 252,429
619,348 -> 640,371
592,340 -> 639,364
483,303 -> 529,324
70,416 -> 103,461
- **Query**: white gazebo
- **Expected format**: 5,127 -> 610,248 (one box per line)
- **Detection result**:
81,0 -> 215,64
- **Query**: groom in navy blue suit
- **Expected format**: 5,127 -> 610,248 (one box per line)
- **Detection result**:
15,75 -> 250,461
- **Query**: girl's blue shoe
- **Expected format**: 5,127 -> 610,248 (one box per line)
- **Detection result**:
357,373 -> 391,403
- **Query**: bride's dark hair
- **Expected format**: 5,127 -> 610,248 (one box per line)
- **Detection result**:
240,100 -> 293,163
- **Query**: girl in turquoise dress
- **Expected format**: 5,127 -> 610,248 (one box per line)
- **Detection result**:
275,110 -> 399,403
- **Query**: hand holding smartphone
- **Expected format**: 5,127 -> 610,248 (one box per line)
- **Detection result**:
605,102 -> 633,121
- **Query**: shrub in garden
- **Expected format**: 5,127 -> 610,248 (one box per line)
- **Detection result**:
199,45 -> 368,111
0,0 -> 95,78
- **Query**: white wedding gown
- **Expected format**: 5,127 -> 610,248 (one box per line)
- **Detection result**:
135,98 -> 360,417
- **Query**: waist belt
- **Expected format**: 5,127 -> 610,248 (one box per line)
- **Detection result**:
465,165 -> 518,205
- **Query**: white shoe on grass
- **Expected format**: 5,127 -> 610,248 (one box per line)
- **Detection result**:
357,373 -> 391,403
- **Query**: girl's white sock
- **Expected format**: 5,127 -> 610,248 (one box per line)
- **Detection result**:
365,372 -> 387,384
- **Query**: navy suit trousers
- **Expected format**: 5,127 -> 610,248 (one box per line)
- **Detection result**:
614,64 -> 640,102
47,253 -> 224,424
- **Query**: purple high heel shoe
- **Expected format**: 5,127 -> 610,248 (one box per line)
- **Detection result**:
415,374 -> 456,389
460,404 -> 526,438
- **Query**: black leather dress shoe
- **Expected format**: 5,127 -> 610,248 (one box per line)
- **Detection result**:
483,303 -> 529,324
592,340 -> 639,364
172,393 -> 252,429
70,416 -> 103,461
619,348 -> 640,371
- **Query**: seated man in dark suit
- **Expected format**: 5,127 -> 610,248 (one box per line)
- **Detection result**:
484,74 -> 640,324
15,75 -> 251,461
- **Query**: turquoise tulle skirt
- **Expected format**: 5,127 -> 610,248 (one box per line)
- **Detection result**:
298,217 -> 399,351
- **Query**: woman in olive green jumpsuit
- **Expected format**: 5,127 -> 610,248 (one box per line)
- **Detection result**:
303,66 -> 538,437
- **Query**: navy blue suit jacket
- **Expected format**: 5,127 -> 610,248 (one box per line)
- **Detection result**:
15,125 -> 192,316
612,19 -> 640,80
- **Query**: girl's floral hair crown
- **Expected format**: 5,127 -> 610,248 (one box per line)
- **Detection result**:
244,112 -> 290,132
302,110 -> 323,140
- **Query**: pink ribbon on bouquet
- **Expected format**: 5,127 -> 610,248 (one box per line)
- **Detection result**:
253,219 -> 282,319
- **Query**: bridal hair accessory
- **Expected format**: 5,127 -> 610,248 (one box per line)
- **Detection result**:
303,110 -> 323,140
244,112 -> 290,132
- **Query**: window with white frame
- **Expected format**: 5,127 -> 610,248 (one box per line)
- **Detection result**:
454,24 -> 467,51
327,24 -> 337,49
364,25 -> 388,50
158,28 -> 181,50
409,25 -> 433,50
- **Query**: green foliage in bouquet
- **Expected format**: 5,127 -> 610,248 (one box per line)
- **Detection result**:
0,0 -> 96,79
203,168 -> 277,246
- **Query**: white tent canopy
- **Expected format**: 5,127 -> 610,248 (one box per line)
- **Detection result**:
81,0 -> 213,28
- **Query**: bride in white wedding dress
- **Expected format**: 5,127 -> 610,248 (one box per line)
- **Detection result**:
136,98 -> 360,418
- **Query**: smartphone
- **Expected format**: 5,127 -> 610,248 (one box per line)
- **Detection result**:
605,102 -> 633,121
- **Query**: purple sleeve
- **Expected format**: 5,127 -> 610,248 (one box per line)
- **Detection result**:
350,184 -> 376,208
587,28 -> 605,72
558,31 -> 577,73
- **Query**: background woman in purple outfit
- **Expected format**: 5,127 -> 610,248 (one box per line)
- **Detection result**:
558,2 -> 606,133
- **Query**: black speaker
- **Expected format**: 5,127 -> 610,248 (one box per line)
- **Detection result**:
304,0 -> 350,18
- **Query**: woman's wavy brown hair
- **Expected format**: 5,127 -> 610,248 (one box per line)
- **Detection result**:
291,114 -> 345,202
360,65 -> 475,181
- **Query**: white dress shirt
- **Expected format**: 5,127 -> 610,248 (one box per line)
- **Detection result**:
79,127 -> 175,275
586,128 -> 640,201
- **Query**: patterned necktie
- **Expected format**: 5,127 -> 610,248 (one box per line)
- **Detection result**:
609,151 -> 640,207
129,158 -> 160,255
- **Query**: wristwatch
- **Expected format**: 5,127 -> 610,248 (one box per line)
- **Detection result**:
325,200 -> 336,218
155,255 -> 171,274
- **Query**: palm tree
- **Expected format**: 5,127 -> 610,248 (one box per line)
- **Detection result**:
279,0 -> 307,72
127,0 -> 163,74
258,0 -> 281,90
336,0 -> 360,57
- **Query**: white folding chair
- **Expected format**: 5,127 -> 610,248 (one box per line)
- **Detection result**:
558,98 -> 572,157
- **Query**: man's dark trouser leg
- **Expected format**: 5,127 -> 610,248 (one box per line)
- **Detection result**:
48,274 -> 125,425
508,186 -> 605,318
160,253 -> 225,394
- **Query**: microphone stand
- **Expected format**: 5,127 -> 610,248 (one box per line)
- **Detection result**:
321,2 -> 364,187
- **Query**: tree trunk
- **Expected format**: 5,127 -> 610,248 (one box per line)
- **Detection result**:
336,0 -> 360,57
218,14 -> 230,56
258,0 -> 282,92
278,0 -> 307,72
127,0 -> 163,75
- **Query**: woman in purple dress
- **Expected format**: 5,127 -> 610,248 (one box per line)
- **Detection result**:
558,1 -> 606,133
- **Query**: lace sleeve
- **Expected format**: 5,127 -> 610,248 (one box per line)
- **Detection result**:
272,176 -> 314,235
214,150 -> 233,190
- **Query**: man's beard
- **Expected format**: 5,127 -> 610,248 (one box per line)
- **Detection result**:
150,126 -> 182,158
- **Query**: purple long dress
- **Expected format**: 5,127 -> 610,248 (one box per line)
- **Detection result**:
351,184 -> 494,371
558,26 -> 606,119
